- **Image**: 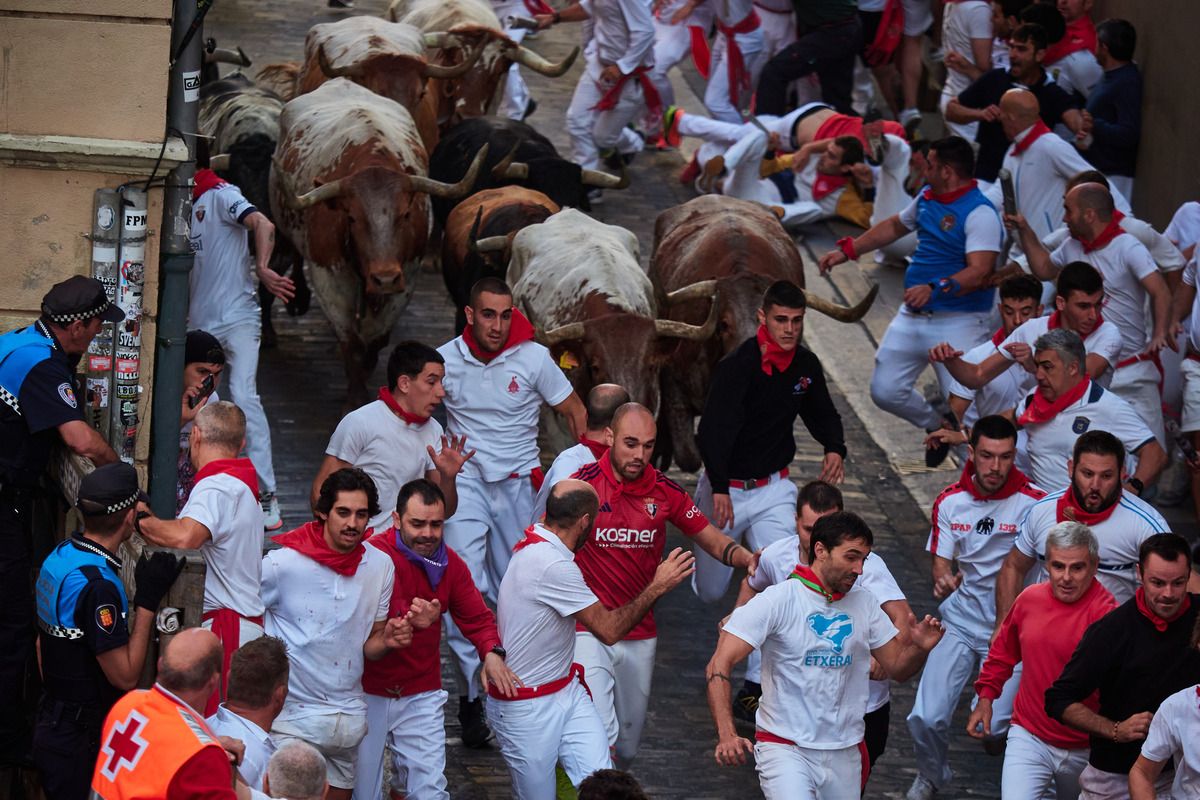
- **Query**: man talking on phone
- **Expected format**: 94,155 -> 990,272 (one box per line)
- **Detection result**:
178,330 -> 225,511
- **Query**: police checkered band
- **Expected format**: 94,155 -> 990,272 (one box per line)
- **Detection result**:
70,535 -> 123,571
38,617 -> 84,640
0,385 -> 18,415
77,492 -> 139,517
41,303 -> 107,324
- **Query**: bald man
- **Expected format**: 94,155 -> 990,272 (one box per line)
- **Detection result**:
92,629 -> 252,800
488,479 -> 694,798
570,403 -> 758,769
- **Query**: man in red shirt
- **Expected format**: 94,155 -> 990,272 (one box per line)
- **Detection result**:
967,521 -> 1117,799
357,479 -> 519,800
571,402 -> 757,768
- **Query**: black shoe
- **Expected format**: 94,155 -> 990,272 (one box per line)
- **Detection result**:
925,410 -> 958,469
458,696 -> 492,749
327,0 -> 355,7
522,98 -> 538,121
732,682 -> 761,724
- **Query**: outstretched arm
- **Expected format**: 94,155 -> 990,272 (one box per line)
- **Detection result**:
706,630 -> 756,766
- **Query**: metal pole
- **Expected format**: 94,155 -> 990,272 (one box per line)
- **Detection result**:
113,189 -> 148,464
148,0 -> 203,516
87,189 -> 120,443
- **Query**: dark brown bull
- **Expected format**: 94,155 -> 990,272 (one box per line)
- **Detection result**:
649,195 -> 878,471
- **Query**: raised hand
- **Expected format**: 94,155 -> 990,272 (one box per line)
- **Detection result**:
429,434 -> 475,478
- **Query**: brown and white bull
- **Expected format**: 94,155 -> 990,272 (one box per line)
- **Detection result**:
507,208 -> 718,451
649,195 -> 878,470
442,186 -> 560,330
270,78 -> 486,405
388,0 -> 577,136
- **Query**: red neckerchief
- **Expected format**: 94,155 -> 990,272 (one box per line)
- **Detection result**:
512,525 -> 548,553
1047,310 -> 1105,336
1044,16 -> 1098,65
193,458 -> 260,502
592,66 -> 665,133
991,326 -> 1006,347
713,11 -> 762,108
580,436 -> 608,460
1055,482 -> 1120,525
1018,375 -> 1090,425
461,309 -> 536,363
788,563 -> 845,601
958,460 -> 1030,502
1112,209 -> 1125,224
1136,586 -> 1191,633
272,520 -> 366,576
812,172 -> 849,200
1078,218 -> 1126,254
193,168 -> 227,201
756,325 -> 796,375
1011,120 -> 1051,155
377,386 -> 427,426
922,180 -> 978,204
600,449 -> 656,497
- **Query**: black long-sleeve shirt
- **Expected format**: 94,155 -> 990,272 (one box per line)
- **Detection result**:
1044,595 -> 1200,774
1084,63 -> 1142,178
697,336 -> 845,495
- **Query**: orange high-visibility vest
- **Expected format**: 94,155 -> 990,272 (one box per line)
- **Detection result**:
91,685 -> 230,800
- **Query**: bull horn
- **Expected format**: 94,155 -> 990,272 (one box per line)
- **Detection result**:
804,281 -> 880,323
654,290 -> 720,341
509,44 -> 579,77
497,162 -> 530,180
317,44 -> 364,79
423,32 -> 464,50
466,206 -> 510,254
208,154 -> 232,172
491,143 -> 521,180
664,279 -> 718,305
274,155 -> 347,209
423,43 -> 484,79
541,321 -> 587,346
406,143 -> 490,199
205,46 -> 252,67
580,167 -> 629,189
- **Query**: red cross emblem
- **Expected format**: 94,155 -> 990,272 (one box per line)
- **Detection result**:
99,709 -> 150,781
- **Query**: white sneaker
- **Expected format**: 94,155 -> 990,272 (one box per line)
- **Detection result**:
906,774 -> 937,800
262,492 -> 283,531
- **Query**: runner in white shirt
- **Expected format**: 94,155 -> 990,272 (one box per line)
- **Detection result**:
530,383 -> 629,525
488,479 -> 694,799
436,277 -> 585,746
205,635 -> 289,792
1131,671 -> 1200,800
906,416 -> 1046,800
939,0 -> 994,140
310,341 -> 472,534
1016,182 -> 1173,445
730,481 -> 915,773
751,0 -> 796,59
137,401 -> 265,716
1165,200 -> 1200,258
492,0 -> 536,120
700,0 -> 765,125
263,468 -> 434,800
708,511 -> 944,800
645,0 -> 715,111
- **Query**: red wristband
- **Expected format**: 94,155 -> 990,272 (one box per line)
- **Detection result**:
836,236 -> 858,261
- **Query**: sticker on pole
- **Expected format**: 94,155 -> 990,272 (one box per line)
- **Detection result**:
87,378 -> 110,409
89,356 -> 112,371
183,70 -> 201,102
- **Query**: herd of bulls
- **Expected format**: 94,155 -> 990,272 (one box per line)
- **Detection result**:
197,3 -> 876,470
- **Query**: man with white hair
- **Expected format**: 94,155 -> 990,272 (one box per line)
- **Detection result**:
265,741 -> 328,800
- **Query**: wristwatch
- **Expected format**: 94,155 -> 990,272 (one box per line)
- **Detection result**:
1125,477 -> 1144,496
491,645 -> 507,660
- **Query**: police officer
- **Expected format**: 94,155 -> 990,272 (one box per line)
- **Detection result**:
33,462 -> 185,800
0,276 -> 122,761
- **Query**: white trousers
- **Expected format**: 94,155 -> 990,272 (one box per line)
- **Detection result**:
573,633 -> 656,769
755,740 -> 864,800
567,52 -> 649,171
871,306 -> 993,430
444,473 -> 536,698
649,18 -> 692,109
354,690 -> 448,800
496,0 -> 530,119
691,470 -> 797,604
1001,723 -> 1087,800
704,28 -> 766,123
209,320 -> 275,493
1079,762 -> 1174,799
907,624 -> 1019,789
1110,358 -> 1165,447
487,679 -> 610,800
756,5 -> 797,59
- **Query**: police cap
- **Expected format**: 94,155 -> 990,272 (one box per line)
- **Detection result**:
77,462 -> 148,516
41,276 -> 125,325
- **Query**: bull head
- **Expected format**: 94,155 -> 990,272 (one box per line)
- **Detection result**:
505,44 -> 580,77
540,291 -> 720,346
317,42 -> 482,81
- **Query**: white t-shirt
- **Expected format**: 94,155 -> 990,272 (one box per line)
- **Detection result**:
1047,49 -> 1102,99
949,336 -> 1035,421
1049,233 -> 1158,359
585,0 -> 655,74
897,195 -> 1006,254
206,705 -> 276,790
1140,683 -> 1200,800
1165,201 -> 1200,251
325,399 -> 443,532
262,545 -> 394,719
1181,256 -> 1200,353
1000,125 -> 1096,248
1016,488 -> 1170,603
530,442 -> 600,525
437,338 -> 574,482
181,472 -> 265,617
940,0 -> 994,99
188,183 -> 259,333
928,472 -> 1045,645
495,525 -> 599,687
1000,315 -> 1122,388
1042,216 -> 1186,275
724,580 -> 897,749
1019,381 -> 1156,492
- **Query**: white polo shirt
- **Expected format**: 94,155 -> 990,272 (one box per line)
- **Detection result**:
495,525 -> 599,687
438,338 -> 574,483
1140,683 -> 1200,800
530,442 -> 601,525
928,469 -> 1046,646
325,399 -> 443,532
262,545 -> 394,720
1049,233 -> 1158,360
188,183 -> 259,334
1043,215 -> 1187,275
724,579 -> 897,749
1001,124 -> 1096,250
1046,49 -> 1102,99
181,472 -> 265,618
999,314 -> 1122,388
207,704 -> 276,790
1015,488 -> 1169,604
1019,380 -> 1156,492
948,335 -> 1035,420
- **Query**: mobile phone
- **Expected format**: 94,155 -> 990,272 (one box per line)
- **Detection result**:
189,373 -> 215,409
